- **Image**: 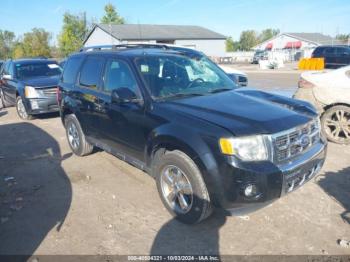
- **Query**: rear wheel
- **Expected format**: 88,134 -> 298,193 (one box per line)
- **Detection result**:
65,114 -> 94,156
16,96 -> 33,120
153,150 -> 212,224
321,105 -> 350,144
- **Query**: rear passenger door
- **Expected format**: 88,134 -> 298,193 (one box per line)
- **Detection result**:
75,55 -> 106,139
323,47 -> 337,68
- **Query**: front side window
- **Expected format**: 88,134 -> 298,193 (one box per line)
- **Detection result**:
103,59 -> 140,98
79,56 -> 105,89
135,54 -> 236,99
15,62 -> 62,80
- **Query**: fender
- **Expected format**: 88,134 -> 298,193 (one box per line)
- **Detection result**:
144,122 -> 226,205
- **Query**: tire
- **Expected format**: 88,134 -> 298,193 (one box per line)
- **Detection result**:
153,150 -> 212,224
64,114 -> 94,156
0,90 -> 4,109
16,96 -> 33,120
321,105 -> 350,145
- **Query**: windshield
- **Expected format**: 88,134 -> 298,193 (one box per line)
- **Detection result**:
134,54 -> 237,99
15,62 -> 62,80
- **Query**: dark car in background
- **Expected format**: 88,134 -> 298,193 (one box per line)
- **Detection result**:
312,45 -> 350,69
0,58 -> 62,119
252,50 -> 269,64
58,44 -> 326,224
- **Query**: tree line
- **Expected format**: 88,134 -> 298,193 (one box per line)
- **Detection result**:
0,3 -> 124,60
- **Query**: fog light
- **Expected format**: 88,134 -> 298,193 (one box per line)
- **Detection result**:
244,184 -> 258,198
31,100 -> 39,110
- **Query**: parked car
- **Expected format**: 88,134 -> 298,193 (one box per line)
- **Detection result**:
311,45 -> 350,69
58,44 -> 326,224
219,65 -> 248,86
0,58 -> 62,120
294,65 -> 350,144
252,50 -> 269,64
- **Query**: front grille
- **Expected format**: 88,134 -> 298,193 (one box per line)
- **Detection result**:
41,87 -> 57,96
273,119 -> 320,163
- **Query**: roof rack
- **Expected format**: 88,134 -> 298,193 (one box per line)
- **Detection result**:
79,44 -> 169,52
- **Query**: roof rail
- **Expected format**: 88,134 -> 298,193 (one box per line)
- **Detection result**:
79,44 -> 169,52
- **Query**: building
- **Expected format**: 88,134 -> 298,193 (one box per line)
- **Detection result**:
83,24 -> 227,57
253,32 -> 340,60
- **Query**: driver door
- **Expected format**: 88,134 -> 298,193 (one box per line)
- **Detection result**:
97,58 -> 147,161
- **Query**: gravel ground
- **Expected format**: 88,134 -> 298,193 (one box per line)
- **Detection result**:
0,72 -> 349,256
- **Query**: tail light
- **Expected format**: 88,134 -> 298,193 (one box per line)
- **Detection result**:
298,77 -> 315,89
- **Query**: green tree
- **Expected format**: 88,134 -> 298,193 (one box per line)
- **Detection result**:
336,34 -> 350,41
239,30 -> 258,51
258,28 -> 280,43
0,30 -> 16,59
226,37 -> 241,52
101,3 -> 125,24
58,12 -> 88,57
18,28 -> 52,58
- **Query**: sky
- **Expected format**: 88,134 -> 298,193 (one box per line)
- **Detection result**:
0,0 -> 349,44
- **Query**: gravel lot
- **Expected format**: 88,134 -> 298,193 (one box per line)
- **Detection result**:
0,72 -> 349,256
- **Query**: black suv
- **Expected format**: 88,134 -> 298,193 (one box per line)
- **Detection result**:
0,58 -> 62,119
312,45 -> 350,69
58,44 -> 327,224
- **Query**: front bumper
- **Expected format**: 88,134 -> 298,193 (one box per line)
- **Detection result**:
211,139 -> 327,214
25,97 -> 59,114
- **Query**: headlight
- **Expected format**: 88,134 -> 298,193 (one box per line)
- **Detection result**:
25,86 -> 40,98
219,135 -> 269,161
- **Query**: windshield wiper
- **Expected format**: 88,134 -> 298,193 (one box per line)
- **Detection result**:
209,88 -> 233,94
160,92 -> 205,100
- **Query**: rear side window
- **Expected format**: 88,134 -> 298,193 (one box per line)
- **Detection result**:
324,47 -> 336,55
62,56 -> 83,84
79,56 -> 105,89
336,47 -> 350,55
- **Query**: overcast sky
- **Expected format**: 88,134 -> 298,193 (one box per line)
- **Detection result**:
0,0 -> 349,42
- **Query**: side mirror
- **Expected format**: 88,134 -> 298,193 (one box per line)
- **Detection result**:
111,88 -> 140,104
2,74 -> 12,80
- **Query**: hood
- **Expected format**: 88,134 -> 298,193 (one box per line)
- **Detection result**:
219,65 -> 247,76
160,89 -> 317,136
23,76 -> 60,88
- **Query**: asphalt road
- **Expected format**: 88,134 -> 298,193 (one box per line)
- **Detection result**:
0,73 -> 349,256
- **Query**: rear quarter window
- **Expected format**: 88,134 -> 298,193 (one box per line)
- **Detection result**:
62,56 -> 84,84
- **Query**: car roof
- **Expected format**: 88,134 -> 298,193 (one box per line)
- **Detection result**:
11,58 -> 58,64
71,44 -> 204,59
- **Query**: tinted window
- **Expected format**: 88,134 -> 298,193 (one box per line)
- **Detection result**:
15,62 -> 62,80
2,62 -> 10,75
103,59 -> 139,98
336,47 -> 350,55
324,47 -> 336,55
79,56 -> 105,89
9,62 -> 15,77
62,56 -> 83,84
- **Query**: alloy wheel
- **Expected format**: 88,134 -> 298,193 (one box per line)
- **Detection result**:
17,98 -> 28,119
67,122 -> 80,149
324,109 -> 350,143
160,165 -> 194,214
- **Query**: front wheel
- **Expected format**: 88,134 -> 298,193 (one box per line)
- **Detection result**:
16,96 -> 33,120
153,150 -> 212,224
321,105 -> 350,144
